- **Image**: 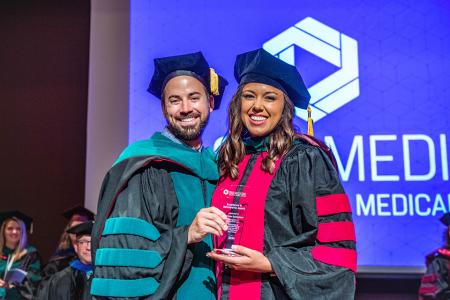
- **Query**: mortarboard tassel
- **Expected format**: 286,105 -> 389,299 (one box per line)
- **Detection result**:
307,105 -> 314,136
210,68 -> 220,96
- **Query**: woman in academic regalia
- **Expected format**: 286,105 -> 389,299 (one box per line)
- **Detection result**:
0,211 -> 41,300
207,49 -> 357,299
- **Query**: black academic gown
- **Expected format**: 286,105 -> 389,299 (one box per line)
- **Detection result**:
41,247 -> 76,280
419,248 -> 450,299
37,260 -> 92,300
90,132 -> 219,299
213,139 -> 356,299
36,247 -> 76,298
90,159 -> 192,300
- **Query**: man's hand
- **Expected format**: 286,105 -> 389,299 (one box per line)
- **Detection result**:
188,207 -> 228,244
207,245 -> 273,273
0,279 -> 8,288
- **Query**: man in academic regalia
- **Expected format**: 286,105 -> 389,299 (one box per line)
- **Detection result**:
37,221 -> 94,300
40,206 -> 95,281
419,213 -> 450,299
90,52 -> 229,299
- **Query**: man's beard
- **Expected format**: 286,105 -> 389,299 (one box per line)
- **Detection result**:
167,113 -> 209,142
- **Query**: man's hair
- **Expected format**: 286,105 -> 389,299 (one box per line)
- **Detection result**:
160,83 -> 211,111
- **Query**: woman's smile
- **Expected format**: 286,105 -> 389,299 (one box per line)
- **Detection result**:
240,83 -> 285,137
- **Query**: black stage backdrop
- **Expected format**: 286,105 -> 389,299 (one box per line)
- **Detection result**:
0,0 -> 90,261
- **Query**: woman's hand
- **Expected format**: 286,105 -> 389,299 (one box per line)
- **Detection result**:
207,245 -> 273,273
188,207 -> 228,244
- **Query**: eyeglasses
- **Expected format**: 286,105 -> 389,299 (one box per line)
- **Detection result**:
77,240 -> 91,247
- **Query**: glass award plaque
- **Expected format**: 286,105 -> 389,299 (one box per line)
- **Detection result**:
218,185 -> 250,252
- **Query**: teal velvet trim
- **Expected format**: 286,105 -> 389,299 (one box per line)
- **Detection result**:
90,277 -> 159,297
95,248 -> 162,268
113,132 -> 219,181
102,217 -> 160,241
243,136 -> 270,153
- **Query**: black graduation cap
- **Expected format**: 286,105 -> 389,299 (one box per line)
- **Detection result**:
0,211 -> 33,233
234,48 -> 311,109
62,206 -> 95,221
440,213 -> 450,226
148,51 -> 228,109
66,221 -> 94,236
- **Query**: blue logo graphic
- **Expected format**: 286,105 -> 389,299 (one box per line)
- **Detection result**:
263,17 -> 360,122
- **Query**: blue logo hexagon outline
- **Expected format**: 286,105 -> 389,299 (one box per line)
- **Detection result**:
263,17 -> 360,122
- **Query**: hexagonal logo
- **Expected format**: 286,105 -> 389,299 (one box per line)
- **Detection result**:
263,17 -> 359,122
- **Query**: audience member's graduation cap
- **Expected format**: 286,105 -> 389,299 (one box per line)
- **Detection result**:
234,48 -> 311,109
66,221 -> 94,235
440,213 -> 450,226
148,51 -> 228,109
0,211 -> 33,233
62,206 -> 95,221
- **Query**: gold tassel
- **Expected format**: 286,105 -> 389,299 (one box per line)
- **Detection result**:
210,68 -> 220,96
307,105 -> 314,136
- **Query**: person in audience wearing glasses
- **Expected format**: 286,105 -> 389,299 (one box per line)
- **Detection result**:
0,211 -> 41,300
40,205 -> 95,281
419,213 -> 450,299
37,221 -> 94,300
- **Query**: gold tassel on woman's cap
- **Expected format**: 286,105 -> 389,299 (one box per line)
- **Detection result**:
210,68 -> 220,96
307,105 -> 314,136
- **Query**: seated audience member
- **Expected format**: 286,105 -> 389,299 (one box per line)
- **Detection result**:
419,212 -> 450,299
0,211 -> 41,300
37,221 -> 93,300
41,205 -> 94,280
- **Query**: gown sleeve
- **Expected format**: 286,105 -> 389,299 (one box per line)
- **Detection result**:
38,252 -> 76,296
419,255 -> 450,299
265,144 -> 356,299
10,248 -> 42,300
90,161 -> 194,299
37,267 -> 74,300
41,253 -> 75,280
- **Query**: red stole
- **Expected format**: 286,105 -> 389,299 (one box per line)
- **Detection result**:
212,153 -> 282,300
